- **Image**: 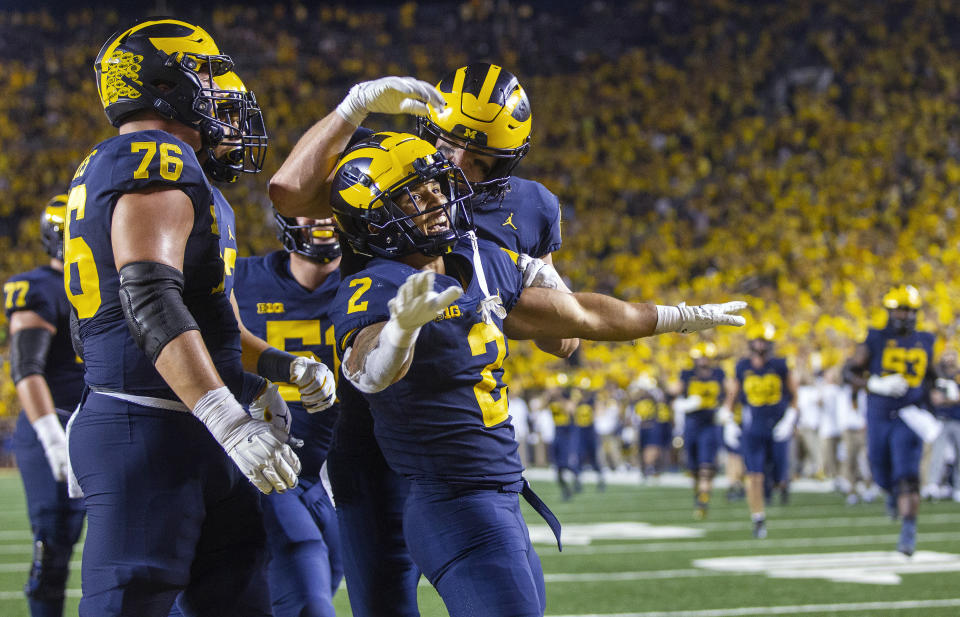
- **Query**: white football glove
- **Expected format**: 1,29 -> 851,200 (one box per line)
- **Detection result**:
335,76 -> 445,127
385,271 -> 463,346
672,394 -> 704,415
654,301 -> 748,334
867,373 -> 910,398
32,413 -> 68,483
249,382 -> 293,436
723,421 -> 742,450
773,406 -> 797,442
290,357 -> 336,413
193,387 -> 300,494
899,405 -> 944,444
714,406 -> 734,426
936,377 -> 960,403
516,254 -> 571,292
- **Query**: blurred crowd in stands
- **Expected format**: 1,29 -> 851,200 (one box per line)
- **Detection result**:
3,0 -> 960,477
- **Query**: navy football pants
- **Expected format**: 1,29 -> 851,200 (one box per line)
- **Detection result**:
13,410 -> 85,617
261,475 -> 343,617
404,480 -> 546,617
684,418 -> 720,470
326,438 -> 421,617
69,393 -> 270,617
867,415 -> 923,491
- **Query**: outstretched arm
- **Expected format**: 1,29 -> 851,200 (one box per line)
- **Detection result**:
503,287 -> 746,342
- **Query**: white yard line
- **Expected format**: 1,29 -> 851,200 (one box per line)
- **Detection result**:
558,531 -> 960,553
547,598 -> 960,617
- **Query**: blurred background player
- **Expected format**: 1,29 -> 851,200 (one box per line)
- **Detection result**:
834,366 -> 875,505
5,196 -> 85,617
926,348 -> 960,501
674,342 -> 726,518
719,323 -> 798,538
549,387 -> 578,500
844,285 -> 938,556
635,377 -> 667,480
574,386 -> 605,491
67,19 -> 300,615
231,215 -> 344,617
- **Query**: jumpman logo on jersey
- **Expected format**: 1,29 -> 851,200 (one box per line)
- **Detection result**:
502,213 -> 518,230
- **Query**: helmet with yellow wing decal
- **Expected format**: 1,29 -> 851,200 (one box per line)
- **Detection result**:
331,132 -> 474,259
41,194 -> 68,261
95,18 -> 266,157
883,285 -> 921,334
417,63 -> 531,199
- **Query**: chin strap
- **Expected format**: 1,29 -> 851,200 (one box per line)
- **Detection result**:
466,230 -> 506,324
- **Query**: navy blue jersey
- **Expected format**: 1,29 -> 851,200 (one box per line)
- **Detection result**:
864,328 -> 935,419
680,368 -> 726,419
735,357 -> 789,427
4,266 -> 84,410
234,251 -> 342,477
212,187 -> 238,298
473,177 -> 562,260
65,130 -> 242,399
330,238 -> 524,484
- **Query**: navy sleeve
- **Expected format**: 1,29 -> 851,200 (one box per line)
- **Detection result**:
4,271 -> 56,324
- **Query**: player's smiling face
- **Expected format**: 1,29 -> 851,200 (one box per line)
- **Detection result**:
395,180 -> 450,237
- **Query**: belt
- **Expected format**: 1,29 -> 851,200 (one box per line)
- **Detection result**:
89,387 -> 190,412
501,479 -> 563,551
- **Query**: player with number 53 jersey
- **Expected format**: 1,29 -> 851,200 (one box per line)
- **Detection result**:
844,285 -> 936,557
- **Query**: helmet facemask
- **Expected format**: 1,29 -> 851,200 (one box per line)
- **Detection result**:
887,308 -> 917,336
275,214 -> 342,263
200,72 -> 268,182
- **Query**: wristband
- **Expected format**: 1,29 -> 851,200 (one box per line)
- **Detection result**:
257,347 -> 297,383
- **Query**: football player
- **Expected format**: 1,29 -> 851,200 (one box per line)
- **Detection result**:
548,387 -> 578,500
844,285 -> 938,555
327,131 -> 745,616
231,215 -> 344,617
635,380 -> 666,480
574,388 -> 605,491
718,323 -> 798,538
674,342 -> 726,518
927,348 -> 960,502
66,19 -> 298,615
5,196 -> 85,617
269,64 -> 578,616
161,72 -> 338,617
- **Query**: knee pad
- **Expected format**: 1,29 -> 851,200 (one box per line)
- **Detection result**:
24,540 -> 71,600
897,477 -> 920,496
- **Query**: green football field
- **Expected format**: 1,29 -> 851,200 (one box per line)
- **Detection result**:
2,468 -> 960,617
